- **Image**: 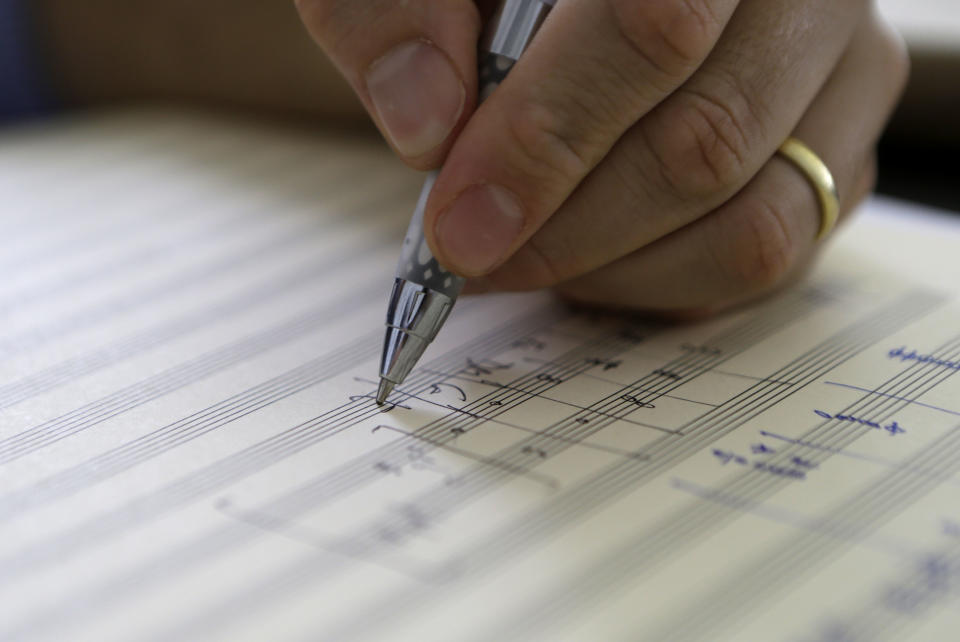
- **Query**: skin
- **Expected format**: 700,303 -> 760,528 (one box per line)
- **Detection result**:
295,0 -> 908,315
37,0 -> 909,316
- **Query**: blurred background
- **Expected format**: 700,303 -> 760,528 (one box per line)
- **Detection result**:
875,0 -> 960,213
11,0 -> 960,213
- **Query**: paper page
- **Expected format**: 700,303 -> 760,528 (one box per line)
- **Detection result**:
1,110 -> 959,642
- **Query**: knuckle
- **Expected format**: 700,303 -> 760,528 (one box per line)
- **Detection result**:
502,101 -> 593,189
607,0 -> 719,77
650,84 -> 758,199
712,196 -> 798,292
878,20 -> 911,98
892,47 -> 911,99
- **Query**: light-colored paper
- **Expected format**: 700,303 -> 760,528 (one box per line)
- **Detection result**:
1,111 -> 959,642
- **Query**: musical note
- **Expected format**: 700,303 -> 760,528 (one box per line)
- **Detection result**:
4,110 -> 960,642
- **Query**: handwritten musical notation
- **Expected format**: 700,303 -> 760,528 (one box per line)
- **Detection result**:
1,112 -> 959,642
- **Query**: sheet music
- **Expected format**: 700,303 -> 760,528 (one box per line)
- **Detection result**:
1,110 -> 959,642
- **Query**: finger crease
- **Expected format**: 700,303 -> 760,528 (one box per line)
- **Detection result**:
686,89 -> 751,167
526,235 -> 570,288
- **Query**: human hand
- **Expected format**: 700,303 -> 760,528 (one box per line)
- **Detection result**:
296,0 -> 907,315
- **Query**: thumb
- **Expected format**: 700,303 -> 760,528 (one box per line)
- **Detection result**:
296,0 -> 482,169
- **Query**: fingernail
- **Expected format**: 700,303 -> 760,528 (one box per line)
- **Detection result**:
436,184 -> 525,276
365,40 -> 465,158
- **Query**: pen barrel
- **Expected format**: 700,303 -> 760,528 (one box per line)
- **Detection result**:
395,171 -> 464,297
482,0 -> 556,62
393,50 -> 518,296
392,53 -> 514,296
394,0 -> 555,295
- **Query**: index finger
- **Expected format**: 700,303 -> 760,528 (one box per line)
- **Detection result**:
423,0 -> 740,276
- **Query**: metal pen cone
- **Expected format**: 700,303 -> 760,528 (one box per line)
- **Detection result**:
374,3 -> 551,410
376,379 -> 395,405
376,279 -> 456,405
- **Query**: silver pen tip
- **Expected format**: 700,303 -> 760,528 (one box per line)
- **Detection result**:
376,379 -> 395,405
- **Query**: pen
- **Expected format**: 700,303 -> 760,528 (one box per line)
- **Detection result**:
376,0 -> 556,405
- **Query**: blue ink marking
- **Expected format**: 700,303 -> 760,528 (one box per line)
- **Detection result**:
824,381 -> 960,418
882,553 -> 960,615
921,554 -> 952,592
761,430 -> 883,464
760,430 -> 960,489
944,520 -> 960,539
750,444 -> 777,455
884,585 -> 925,615
751,443 -> 776,455
814,409 -> 906,435
752,461 -> 806,479
888,346 -> 960,371
712,448 -> 806,479
712,449 -> 748,466
790,456 -> 818,470
884,421 -> 906,436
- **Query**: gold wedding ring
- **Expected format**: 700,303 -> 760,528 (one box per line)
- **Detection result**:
777,137 -> 840,241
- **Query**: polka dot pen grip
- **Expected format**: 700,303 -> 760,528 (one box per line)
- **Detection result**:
378,0 -> 556,403
394,51 -> 517,298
